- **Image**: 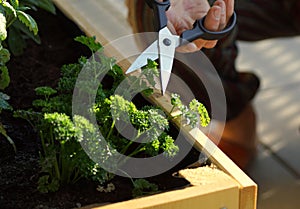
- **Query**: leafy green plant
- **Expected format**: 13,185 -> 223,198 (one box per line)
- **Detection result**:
38,112 -> 80,193
132,179 -> 159,197
1,0 -> 56,55
94,94 -> 179,160
0,0 -> 55,151
0,0 -> 56,92
15,35 -> 210,195
14,36 -> 173,192
170,93 -> 210,128
14,108 -> 116,193
0,4 -> 12,149
0,92 -> 14,151
36,112 -> 115,193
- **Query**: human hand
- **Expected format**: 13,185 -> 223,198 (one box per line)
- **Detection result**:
165,0 -> 234,52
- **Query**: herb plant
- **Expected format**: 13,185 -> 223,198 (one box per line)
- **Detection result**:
170,93 -> 210,128
0,0 -> 55,151
132,179 -> 159,197
15,35 -> 210,196
14,36 -> 175,193
0,92 -> 14,151
1,0 -> 56,55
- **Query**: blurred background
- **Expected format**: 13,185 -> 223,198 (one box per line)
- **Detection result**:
238,37 -> 300,209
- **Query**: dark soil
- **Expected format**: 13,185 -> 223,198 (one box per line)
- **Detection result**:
0,8 -> 202,209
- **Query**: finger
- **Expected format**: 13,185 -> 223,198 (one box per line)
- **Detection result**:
223,0 -> 234,22
176,37 -> 217,51
167,21 -> 177,35
213,0 -> 226,30
193,39 -> 205,50
176,42 -> 199,53
203,40 -> 218,48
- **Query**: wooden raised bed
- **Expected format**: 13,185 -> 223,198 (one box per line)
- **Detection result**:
52,1 -> 257,209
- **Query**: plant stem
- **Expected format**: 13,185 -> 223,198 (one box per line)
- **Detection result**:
54,153 -> 61,181
49,127 -> 61,181
127,145 -> 145,157
167,105 -> 178,121
119,129 -> 141,154
60,143 -> 67,183
72,168 -> 82,184
106,119 -> 115,141
169,105 -> 176,115
6,17 -> 16,28
40,131 -> 46,154
126,73 -> 144,95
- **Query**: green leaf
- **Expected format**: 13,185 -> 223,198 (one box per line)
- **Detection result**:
17,6 -> 30,11
35,86 -> 57,97
16,10 -> 38,35
37,175 -> 60,193
141,59 -> 159,89
144,59 -> 158,70
110,95 -> 132,121
12,20 -> 41,44
32,99 -> 49,109
141,88 -> 153,97
132,179 -> 158,197
22,0 -> 56,14
43,113 -> 76,144
0,66 -> 10,90
171,93 -> 182,107
2,1 -> 17,18
0,92 -> 12,110
0,13 -> 7,41
9,0 -> 19,8
7,26 -> 26,56
0,47 -> 10,65
189,99 -> 210,127
160,134 -> 179,158
74,35 -> 102,53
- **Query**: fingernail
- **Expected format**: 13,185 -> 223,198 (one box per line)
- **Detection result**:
214,9 -> 221,20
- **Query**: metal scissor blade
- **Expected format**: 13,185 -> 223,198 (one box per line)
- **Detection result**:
158,27 -> 179,94
160,70 -> 171,95
126,41 -> 159,74
159,50 -> 174,94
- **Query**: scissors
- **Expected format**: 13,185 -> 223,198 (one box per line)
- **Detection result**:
126,0 -> 237,95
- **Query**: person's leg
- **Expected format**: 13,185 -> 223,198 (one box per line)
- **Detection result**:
202,0 -> 300,168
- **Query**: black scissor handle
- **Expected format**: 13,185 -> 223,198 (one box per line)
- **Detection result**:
180,11 -> 237,43
145,0 -> 170,31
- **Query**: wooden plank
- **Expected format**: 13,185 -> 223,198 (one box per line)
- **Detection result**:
52,1 -> 257,208
150,93 -> 257,209
83,167 -> 240,209
91,187 -> 239,209
53,0 -> 131,41
52,0 -> 138,72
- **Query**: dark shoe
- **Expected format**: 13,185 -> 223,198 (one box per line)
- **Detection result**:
223,72 -> 260,120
